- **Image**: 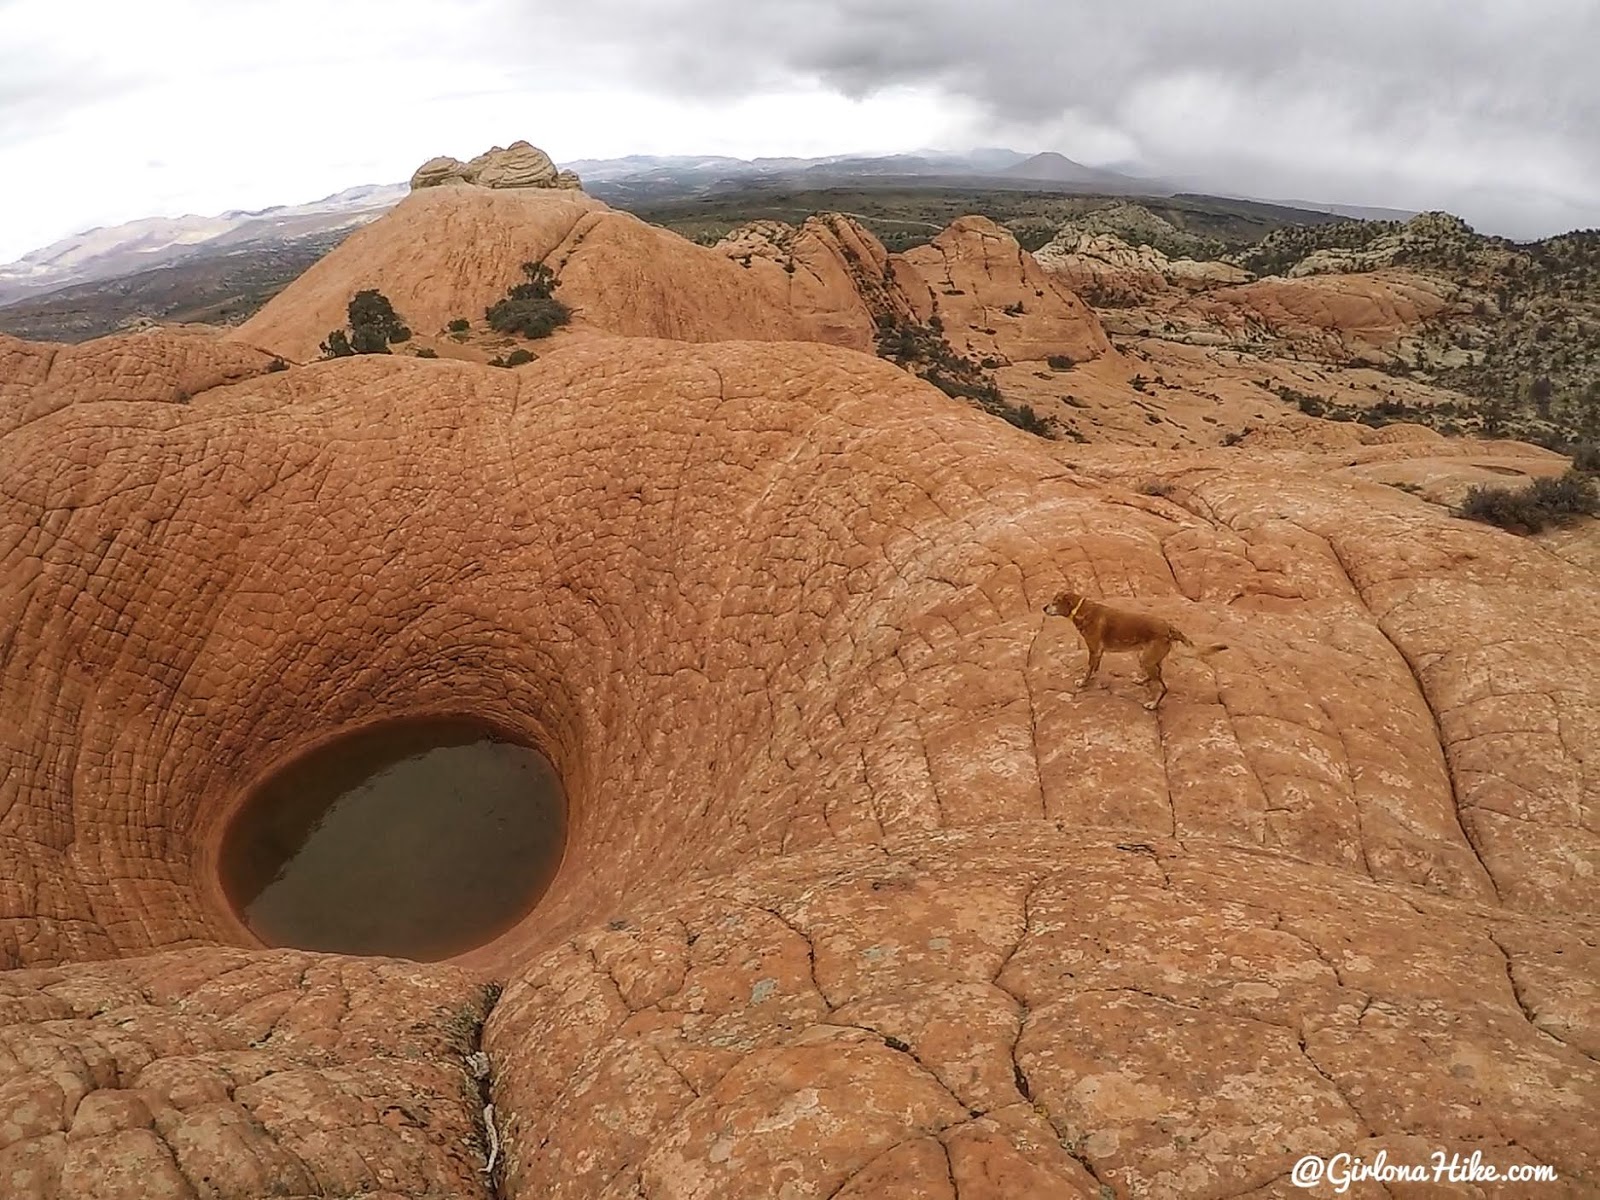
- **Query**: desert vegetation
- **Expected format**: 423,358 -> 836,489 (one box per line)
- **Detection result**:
488,348 -> 537,368
1210,215 -> 1600,448
626,185 -> 1342,260
320,289 -> 412,358
1458,468 -> 1598,533
1231,218 -> 1410,278
874,314 -> 1059,438
485,262 -> 570,339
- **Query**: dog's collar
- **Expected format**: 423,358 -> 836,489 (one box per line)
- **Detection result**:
1068,597 -> 1086,619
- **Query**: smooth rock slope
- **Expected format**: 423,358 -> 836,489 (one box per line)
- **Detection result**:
0,326 -> 1594,1197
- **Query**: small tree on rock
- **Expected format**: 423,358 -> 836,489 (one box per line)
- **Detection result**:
485,261 -> 571,339
320,329 -> 355,358
321,289 -> 411,358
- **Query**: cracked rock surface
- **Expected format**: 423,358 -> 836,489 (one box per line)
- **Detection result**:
1,325 -> 1595,1197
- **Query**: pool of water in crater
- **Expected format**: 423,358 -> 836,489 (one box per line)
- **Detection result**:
218,719 -> 566,961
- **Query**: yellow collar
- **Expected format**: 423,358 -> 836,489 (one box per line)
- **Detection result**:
1068,597 -> 1086,619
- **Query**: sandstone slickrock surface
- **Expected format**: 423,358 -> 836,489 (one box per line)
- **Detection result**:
0,327 -> 279,435
3,212 -> 1597,1194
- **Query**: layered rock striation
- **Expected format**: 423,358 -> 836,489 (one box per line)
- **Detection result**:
410,139 -> 582,191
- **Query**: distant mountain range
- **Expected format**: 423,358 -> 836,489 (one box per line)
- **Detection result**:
0,150 -> 1417,309
0,185 -> 408,307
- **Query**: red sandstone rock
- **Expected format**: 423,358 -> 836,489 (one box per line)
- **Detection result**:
230,190 -> 1113,378
898,216 -> 1112,365
2,240 -> 1596,1197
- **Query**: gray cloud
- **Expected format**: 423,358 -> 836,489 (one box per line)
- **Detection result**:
529,0 -> 1600,235
0,0 -> 1594,256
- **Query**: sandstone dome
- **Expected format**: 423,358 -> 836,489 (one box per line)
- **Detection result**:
229,176 -> 1114,371
1,185 -> 1596,1195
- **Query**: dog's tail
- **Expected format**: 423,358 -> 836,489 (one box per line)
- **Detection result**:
1175,629 -> 1228,656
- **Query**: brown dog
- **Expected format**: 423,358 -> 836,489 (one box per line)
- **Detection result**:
1043,590 -> 1227,709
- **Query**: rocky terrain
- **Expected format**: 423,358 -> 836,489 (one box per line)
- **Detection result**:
1040,207 -> 1599,448
0,179 -> 1352,344
1,143 -> 1595,1198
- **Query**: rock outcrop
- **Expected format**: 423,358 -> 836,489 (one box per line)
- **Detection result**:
1035,231 -> 1251,301
897,216 -> 1112,364
1190,270 -> 1456,358
409,140 -> 582,191
1041,200 -> 1228,262
1283,212 -> 1485,278
230,186 -> 816,360
1,323 -> 1596,1196
230,190 -> 1115,373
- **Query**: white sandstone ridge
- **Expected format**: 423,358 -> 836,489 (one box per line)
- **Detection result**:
1035,230 -> 1250,298
1042,200 -> 1227,262
1284,212 -> 1484,278
410,141 -> 582,191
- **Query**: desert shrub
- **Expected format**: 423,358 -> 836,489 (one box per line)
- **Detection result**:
999,402 -> 1052,437
448,318 -> 470,333
265,356 -> 288,372
873,315 -> 1058,437
1140,480 -> 1175,497
321,289 -> 410,358
1571,443 -> 1600,473
1459,469 -> 1598,533
412,347 -> 438,358
488,349 -> 536,368
1459,485 -> 1544,531
319,329 -> 354,358
486,261 -> 571,339
1046,354 -> 1075,371
1357,398 -> 1416,427
925,368 -> 1002,407
348,289 -> 410,348
1529,470 -> 1600,516
1274,385 -> 1327,417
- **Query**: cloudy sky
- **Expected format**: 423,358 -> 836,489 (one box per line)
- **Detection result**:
1,0 -> 1595,261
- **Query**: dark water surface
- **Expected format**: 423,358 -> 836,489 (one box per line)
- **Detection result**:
218,719 -> 566,960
